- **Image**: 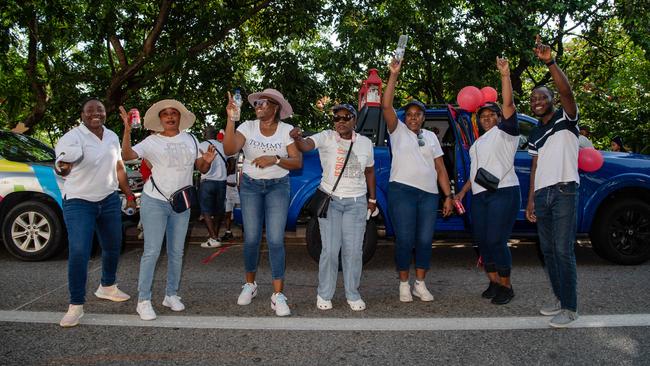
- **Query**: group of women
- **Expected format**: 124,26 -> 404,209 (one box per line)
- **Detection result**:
56,54 -> 523,326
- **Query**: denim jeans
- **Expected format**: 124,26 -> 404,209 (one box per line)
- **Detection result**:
388,182 -> 439,271
317,195 -> 367,301
239,174 -> 290,280
137,192 -> 191,301
471,186 -> 521,277
63,192 -> 122,305
199,179 -> 226,215
534,182 -> 579,312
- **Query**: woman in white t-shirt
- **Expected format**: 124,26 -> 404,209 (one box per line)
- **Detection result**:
290,104 -> 376,311
382,58 -> 455,303
223,88 -> 302,317
455,57 -> 521,305
55,99 -> 136,327
120,100 -> 217,321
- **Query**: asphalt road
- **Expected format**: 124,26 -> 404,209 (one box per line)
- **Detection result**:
1,237 -> 649,365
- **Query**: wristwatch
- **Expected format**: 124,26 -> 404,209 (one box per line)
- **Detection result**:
275,155 -> 281,165
368,198 -> 377,204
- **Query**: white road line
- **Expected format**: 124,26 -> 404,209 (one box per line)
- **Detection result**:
1,311 -> 650,331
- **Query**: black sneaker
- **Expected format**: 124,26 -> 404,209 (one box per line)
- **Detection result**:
481,282 -> 499,299
219,231 -> 234,242
491,285 -> 514,305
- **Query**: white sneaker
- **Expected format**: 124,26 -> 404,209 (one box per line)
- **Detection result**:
162,295 -> 185,311
136,300 -> 157,321
540,300 -> 562,316
237,282 -> 258,305
94,284 -> 130,302
412,280 -> 434,302
347,298 -> 366,311
200,237 -> 222,248
316,295 -> 332,310
60,304 -> 84,327
399,281 -> 413,302
271,292 -> 291,316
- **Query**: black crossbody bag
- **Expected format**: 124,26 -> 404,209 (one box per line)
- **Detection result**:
150,133 -> 198,213
312,141 -> 355,218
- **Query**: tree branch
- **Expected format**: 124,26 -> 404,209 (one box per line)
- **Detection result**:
109,35 -> 127,68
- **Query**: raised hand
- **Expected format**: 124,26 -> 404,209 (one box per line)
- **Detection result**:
388,58 -> 402,75
119,106 -> 132,134
533,34 -> 553,63
201,144 -> 217,164
289,127 -> 303,140
496,56 -> 510,76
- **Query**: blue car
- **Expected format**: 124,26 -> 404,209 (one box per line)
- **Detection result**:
236,106 -> 650,265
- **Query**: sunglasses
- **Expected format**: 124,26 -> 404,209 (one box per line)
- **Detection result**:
253,99 -> 278,108
417,132 -> 425,147
333,114 -> 355,122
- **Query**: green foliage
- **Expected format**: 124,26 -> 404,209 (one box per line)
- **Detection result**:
0,0 -> 648,153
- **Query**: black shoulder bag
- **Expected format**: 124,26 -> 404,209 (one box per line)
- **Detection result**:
206,140 -> 228,166
150,133 -> 199,213
473,140 -> 512,192
312,141 -> 354,218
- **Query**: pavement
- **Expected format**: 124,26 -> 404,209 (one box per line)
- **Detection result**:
1,228 -> 649,365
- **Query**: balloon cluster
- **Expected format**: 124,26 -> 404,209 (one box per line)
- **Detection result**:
456,86 -> 498,112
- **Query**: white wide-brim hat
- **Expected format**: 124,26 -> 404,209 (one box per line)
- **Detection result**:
144,99 -> 196,132
247,88 -> 293,119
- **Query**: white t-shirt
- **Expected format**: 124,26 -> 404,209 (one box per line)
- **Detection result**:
199,139 -> 227,181
528,108 -> 580,191
309,130 -> 374,198
237,119 -> 295,179
469,116 -> 520,194
132,132 -> 201,201
55,124 -> 121,202
389,122 -> 444,194
578,135 -> 593,149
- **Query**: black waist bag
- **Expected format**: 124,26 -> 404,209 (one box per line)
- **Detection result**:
168,185 -> 197,213
474,167 -> 499,192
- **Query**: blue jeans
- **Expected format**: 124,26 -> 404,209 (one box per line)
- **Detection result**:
63,192 -> 122,305
471,186 -> 521,277
534,182 -> 579,312
317,195 -> 367,301
137,193 -> 191,301
239,174 -> 290,280
199,179 -> 226,215
388,182 -> 439,271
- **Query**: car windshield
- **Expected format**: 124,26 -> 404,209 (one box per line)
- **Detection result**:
0,131 -> 55,163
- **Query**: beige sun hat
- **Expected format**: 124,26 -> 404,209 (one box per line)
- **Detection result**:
247,88 -> 293,119
143,99 -> 196,132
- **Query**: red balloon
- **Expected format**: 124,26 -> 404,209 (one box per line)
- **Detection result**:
217,131 -> 225,142
481,86 -> 498,103
578,147 -> 604,172
457,86 -> 484,112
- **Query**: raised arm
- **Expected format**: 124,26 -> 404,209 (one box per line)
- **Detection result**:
533,35 -> 577,119
382,59 -> 402,133
119,106 -> 139,161
223,92 -> 247,156
289,127 -> 316,152
496,56 -> 519,135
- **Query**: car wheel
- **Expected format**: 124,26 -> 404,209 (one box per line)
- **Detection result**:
1,201 -> 66,261
591,198 -> 650,265
306,216 -> 378,265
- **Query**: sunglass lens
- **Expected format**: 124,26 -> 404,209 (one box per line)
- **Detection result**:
418,139 -> 426,147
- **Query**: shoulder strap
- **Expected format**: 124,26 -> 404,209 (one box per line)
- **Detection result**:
149,176 -> 169,201
330,141 -> 354,194
206,140 -> 227,165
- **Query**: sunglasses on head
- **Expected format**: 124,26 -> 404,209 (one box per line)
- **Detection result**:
333,114 -> 354,122
253,99 -> 278,108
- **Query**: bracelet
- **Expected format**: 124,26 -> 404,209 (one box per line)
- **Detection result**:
368,198 -> 377,204
545,59 -> 556,67
126,194 -> 136,201
275,155 -> 281,165
445,194 -> 453,199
